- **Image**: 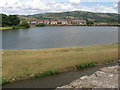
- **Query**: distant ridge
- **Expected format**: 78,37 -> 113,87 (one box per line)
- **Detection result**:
19,11 -> 119,23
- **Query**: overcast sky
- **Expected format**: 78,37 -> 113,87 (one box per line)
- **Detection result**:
0,0 -> 119,15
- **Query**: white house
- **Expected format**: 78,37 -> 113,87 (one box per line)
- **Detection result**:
61,20 -> 68,25
67,20 -> 72,25
71,20 -> 86,25
30,20 -> 37,25
37,20 -> 44,24
44,20 -> 50,25
57,20 -> 69,25
50,20 -> 58,24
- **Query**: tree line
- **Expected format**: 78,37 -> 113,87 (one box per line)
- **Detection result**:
0,14 -> 30,29
0,14 -> 20,27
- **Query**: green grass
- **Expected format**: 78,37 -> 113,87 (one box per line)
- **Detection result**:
75,62 -> 98,69
0,27 -> 12,30
3,43 -> 118,84
33,70 -> 60,78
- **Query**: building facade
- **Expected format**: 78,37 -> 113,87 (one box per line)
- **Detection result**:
25,19 -> 87,25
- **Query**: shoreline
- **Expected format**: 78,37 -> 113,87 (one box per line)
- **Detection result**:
2,43 -> 118,85
0,27 -> 13,30
1,25 -> 118,30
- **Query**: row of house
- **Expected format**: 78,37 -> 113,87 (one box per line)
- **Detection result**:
27,19 -> 87,25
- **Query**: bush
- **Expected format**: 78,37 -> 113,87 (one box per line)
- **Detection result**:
12,21 -> 30,29
34,70 -> 60,78
75,62 -> 98,69
12,25 -> 21,29
36,23 -> 46,27
20,21 -> 30,28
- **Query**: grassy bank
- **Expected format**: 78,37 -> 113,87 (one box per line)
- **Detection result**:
3,43 -> 118,84
0,27 -> 13,30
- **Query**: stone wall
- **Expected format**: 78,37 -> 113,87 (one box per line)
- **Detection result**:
56,64 -> 119,89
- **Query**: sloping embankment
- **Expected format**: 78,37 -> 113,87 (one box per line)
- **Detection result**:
56,63 -> 119,89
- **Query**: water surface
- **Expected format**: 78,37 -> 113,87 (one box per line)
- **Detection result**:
2,26 -> 118,49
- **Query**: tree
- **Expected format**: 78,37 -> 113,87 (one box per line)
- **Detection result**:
8,15 -> 20,26
0,14 -> 2,27
36,23 -> 45,27
85,19 -> 94,26
12,21 -> 30,29
1,14 -> 9,27
0,14 -> 20,27
20,21 -> 30,28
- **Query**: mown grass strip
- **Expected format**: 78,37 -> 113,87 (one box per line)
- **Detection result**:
0,27 -> 12,30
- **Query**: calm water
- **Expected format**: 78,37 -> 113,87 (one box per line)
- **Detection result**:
2,26 -> 118,49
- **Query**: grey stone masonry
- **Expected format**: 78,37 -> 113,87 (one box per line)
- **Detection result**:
56,64 -> 119,90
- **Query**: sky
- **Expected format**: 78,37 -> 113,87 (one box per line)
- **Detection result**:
0,0 -> 119,15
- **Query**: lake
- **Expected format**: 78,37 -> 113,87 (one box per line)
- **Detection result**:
2,26 -> 118,49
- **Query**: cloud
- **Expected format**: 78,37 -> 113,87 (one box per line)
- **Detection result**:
81,0 -> 119,2
94,5 -> 117,13
0,0 -> 118,15
81,4 -> 117,13
69,0 -> 80,4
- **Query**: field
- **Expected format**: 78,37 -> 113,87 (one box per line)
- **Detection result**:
0,27 -> 12,30
3,43 -> 118,83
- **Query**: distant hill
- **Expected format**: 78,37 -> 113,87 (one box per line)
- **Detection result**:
19,11 -> 119,23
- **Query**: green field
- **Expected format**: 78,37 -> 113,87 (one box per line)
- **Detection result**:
3,43 -> 118,83
0,27 -> 12,30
